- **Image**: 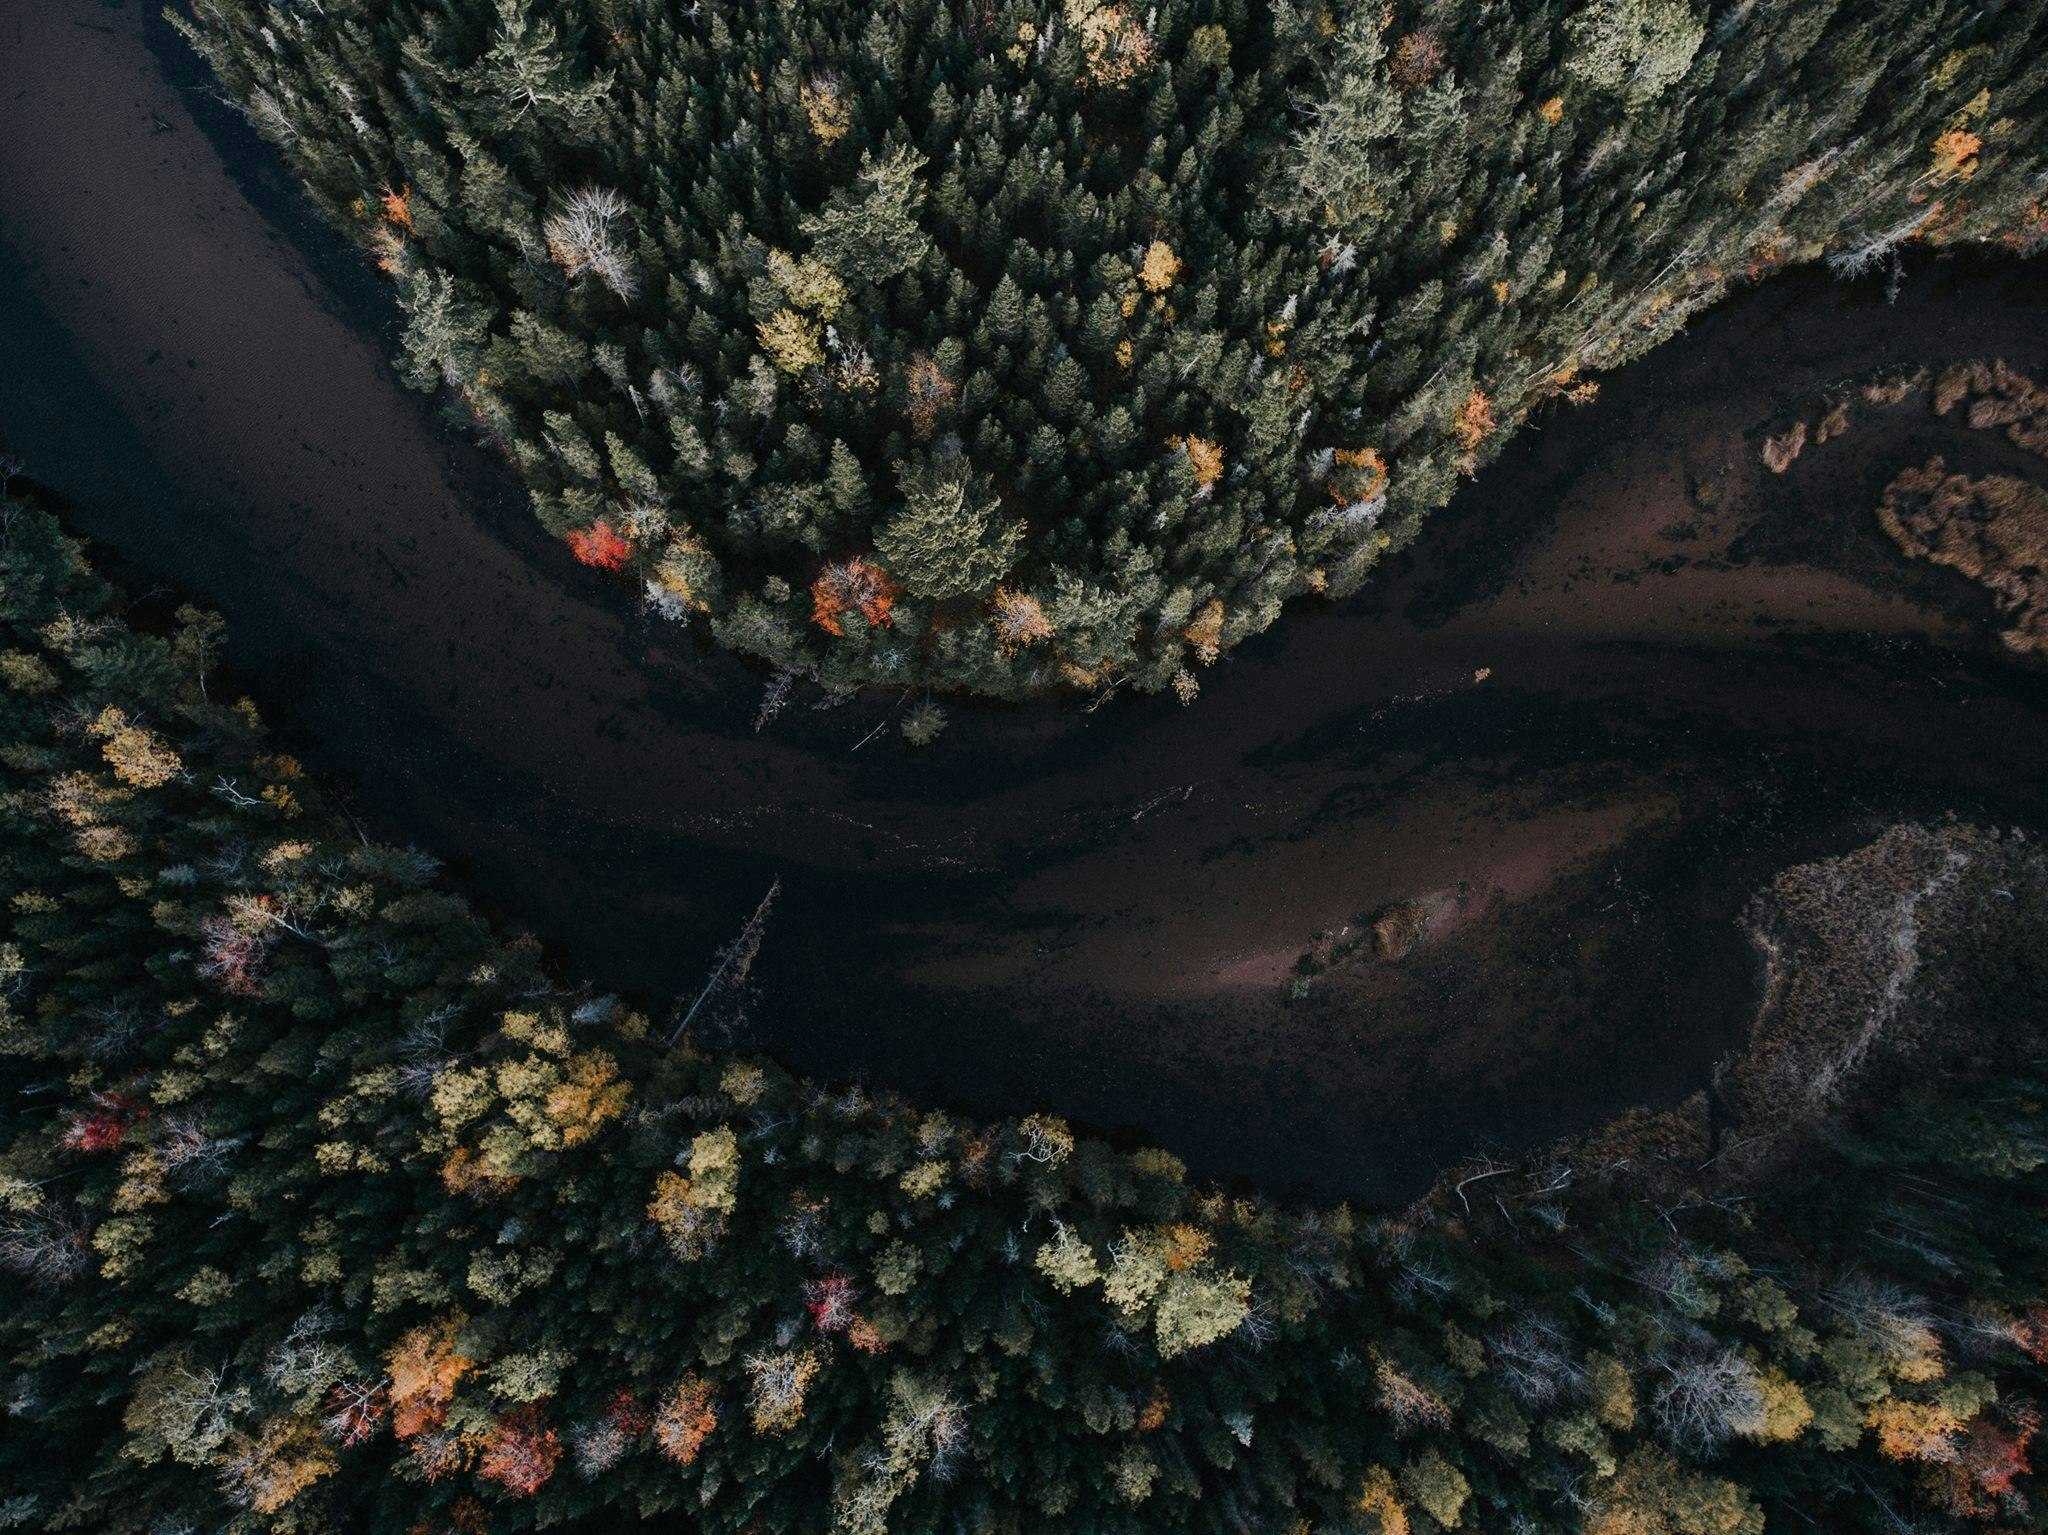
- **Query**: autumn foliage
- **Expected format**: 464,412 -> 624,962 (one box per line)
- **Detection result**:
1454,389 -> 1497,449
605,1389 -> 652,1436
477,1406 -> 561,1497
653,1376 -> 718,1467
2012,1304 -> 2048,1362
386,1318 -> 473,1440
225,1420 -> 337,1514
11,482 -> 2048,1535
990,586 -> 1053,650
810,557 -> 898,635
904,352 -> 957,439
1138,239 -> 1182,292
59,1090 -> 148,1154
1073,1 -> 1155,87
379,183 -> 415,230
171,0 -> 2048,703
1183,598 -> 1225,657
1937,1405 -> 2038,1519
566,520 -> 632,570
1931,128 -> 1983,183
1168,434 -> 1226,487
1389,30 -> 1445,89
1331,446 -> 1389,504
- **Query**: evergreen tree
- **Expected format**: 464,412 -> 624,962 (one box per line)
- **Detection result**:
167,0 -> 2048,704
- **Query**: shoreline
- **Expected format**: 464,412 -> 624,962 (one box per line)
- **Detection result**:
3,0 -> 2047,1201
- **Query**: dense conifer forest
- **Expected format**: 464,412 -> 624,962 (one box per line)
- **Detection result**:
173,0 -> 2048,696
6,484 -> 2048,1531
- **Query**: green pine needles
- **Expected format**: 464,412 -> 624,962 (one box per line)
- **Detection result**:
171,0 -> 2048,698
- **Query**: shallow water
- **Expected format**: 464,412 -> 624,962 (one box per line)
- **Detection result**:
3,0 -> 2047,1202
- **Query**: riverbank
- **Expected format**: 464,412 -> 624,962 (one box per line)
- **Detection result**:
3,0 -> 2047,1200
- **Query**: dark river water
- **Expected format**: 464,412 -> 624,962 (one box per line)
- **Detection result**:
4,0 -> 2048,1203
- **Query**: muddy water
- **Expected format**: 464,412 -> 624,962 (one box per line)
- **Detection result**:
4,0 -> 2048,1202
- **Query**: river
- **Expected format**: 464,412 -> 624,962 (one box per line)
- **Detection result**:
4,0 -> 2047,1202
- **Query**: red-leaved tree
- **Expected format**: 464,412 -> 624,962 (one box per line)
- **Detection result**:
477,1405 -> 561,1497
566,521 -> 632,570
59,1090 -> 149,1154
805,1273 -> 857,1333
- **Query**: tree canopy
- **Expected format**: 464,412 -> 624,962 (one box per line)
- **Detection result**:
172,0 -> 2048,696
5,478 -> 2048,1532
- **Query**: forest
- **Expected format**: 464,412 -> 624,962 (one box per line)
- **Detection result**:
171,0 -> 2048,696
5,478 -> 2048,1532
6,1 -> 2048,1531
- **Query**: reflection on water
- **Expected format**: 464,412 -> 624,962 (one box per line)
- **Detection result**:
1,0 -> 2046,1201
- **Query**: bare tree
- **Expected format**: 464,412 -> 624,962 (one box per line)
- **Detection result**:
543,185 -> 639,300
264,1309 -> 347,1400
753,669 -> 796,733
1652,1342 -> 1766,1454
1490,1316 -> 1586,1407
157,1114 -> 242,1188
668,879 -> 779,1046
0,1206 -> 91,1287
569,1411 -> 631,1477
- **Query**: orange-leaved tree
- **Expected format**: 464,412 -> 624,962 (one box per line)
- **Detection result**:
811,557 -> 898,635
567,520 -> 633,570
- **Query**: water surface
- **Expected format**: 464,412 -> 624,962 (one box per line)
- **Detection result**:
4,0 -> 2046,1201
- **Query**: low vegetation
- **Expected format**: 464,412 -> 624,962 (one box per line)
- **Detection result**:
1874,361 -> 2048,650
